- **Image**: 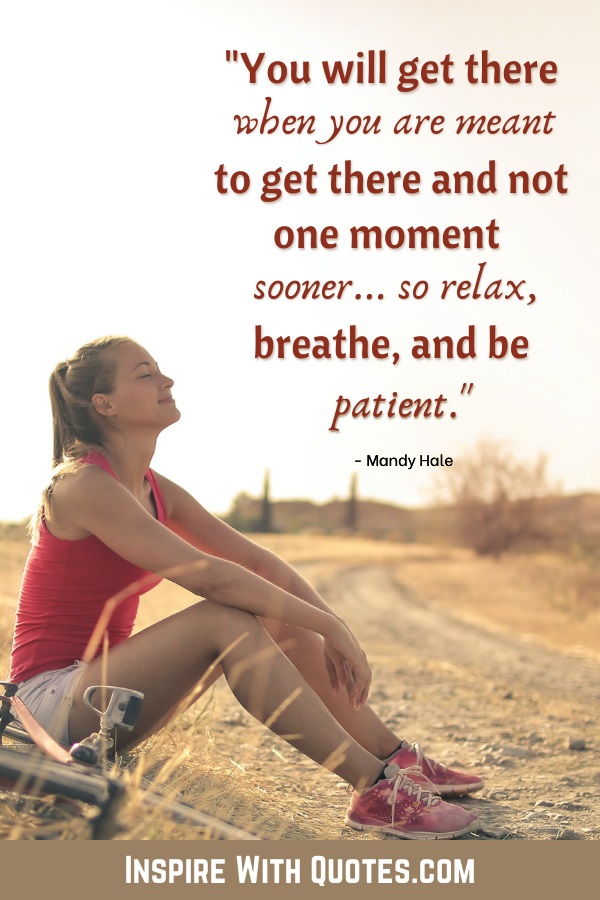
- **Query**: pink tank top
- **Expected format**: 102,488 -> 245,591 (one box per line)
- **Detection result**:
9,452 -> 166,683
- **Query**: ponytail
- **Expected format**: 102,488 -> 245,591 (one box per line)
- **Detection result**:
49,360 -> 81,466
39,335 -> 132,518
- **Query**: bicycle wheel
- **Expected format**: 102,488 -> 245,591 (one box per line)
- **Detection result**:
0,746 -> 124,838
0,745 -> 258,840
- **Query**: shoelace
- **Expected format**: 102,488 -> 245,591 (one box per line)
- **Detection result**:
397,761 -> 439,793
405,741 -> 442,776
386,766 -> 441,826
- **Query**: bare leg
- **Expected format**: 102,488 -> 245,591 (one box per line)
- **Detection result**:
261,619 -> 401,759
69,601 -> 384,791
167,619 -> 402,759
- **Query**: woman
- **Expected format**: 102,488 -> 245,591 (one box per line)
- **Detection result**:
9,335 -> 483,839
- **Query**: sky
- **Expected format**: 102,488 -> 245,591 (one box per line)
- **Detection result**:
0,0 -> 598,521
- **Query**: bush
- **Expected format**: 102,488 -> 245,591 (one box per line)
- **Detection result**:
435,440 -> 556,557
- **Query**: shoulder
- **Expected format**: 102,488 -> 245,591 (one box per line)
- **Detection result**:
48,451 -> 116,508
46,462 -> 119,539
56,460 -> 116,496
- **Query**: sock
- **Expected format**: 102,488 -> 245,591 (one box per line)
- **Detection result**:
379,740 -> 408,762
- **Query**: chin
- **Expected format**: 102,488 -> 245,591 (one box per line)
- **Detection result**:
159,405 -> 181,428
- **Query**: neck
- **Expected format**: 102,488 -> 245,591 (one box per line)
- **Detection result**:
100,431 -> 159,493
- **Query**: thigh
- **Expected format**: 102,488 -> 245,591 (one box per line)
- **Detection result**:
69,599 -> 245,746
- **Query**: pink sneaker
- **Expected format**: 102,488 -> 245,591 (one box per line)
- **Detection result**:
388,742 -> 483,797
345,764 -> 480,840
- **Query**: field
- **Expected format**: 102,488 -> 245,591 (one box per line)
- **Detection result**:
1,531 -> 599,840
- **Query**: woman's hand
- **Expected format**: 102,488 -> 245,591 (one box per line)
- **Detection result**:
321,618 -> 372,709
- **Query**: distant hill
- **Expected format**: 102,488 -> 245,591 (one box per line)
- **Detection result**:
3,492 -> 600,554
223,490 -> 600,552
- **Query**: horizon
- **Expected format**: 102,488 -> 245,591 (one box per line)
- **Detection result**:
1,475 -> 596,530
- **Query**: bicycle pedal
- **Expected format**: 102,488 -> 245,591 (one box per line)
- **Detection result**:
69,740 -> 100,766
83,686 -> 144,732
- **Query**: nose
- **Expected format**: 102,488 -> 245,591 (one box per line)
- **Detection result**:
162,373 -> 174,389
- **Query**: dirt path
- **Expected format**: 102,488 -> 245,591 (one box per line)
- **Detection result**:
207,560 -> 600,841
331,564 -> 600,709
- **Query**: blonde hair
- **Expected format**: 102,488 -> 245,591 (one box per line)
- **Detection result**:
37,335 -> 133,523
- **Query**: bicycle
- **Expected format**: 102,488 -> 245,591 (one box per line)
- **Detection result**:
0,680 -> 258,841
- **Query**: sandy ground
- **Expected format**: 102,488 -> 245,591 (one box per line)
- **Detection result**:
187,555 -> 600,841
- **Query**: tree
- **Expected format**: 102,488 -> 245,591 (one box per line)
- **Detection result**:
222,491 -> 260,532
258,469 -> 273,533
346,472 -> 359,532
223,471 -> 276,533
436,440 -> 556,557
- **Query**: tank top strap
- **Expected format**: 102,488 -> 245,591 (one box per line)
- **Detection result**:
145,469 -> 167,523
81,450 -> 117,478
82,451 -> 166,523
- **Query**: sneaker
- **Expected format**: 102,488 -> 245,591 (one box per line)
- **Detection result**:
345,764 -> 480,840
387,741 -> 483,797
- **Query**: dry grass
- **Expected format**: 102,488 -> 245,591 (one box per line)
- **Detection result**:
1,531 -> 598,840
249,534 -> 600,659
387,550 -> 600,661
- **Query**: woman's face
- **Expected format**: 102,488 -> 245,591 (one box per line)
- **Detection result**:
92,341 -> 181,432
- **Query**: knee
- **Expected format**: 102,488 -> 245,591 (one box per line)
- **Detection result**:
198,600 -> 262,647
261,617 -> 320,656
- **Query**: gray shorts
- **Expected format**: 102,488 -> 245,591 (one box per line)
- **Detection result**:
14,660 -> 88,746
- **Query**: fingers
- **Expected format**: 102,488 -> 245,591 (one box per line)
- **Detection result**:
346,659 -> 371,709
324,652 -> 339,693
345,667 -> 361,710
324,628 -> 371,707
336,656 -> 349,687
341,630 -> 371,707
325,646 -> 349,690
358,661 -> 372,707
349,654 -> 372,709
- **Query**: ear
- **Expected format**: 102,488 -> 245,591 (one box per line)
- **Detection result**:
91,393 -> 116,418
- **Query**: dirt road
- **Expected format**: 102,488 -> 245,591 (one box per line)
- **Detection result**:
207,559 -> 600,840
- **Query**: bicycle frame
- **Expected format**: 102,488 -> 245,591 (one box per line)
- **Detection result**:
0,681 -> 258,841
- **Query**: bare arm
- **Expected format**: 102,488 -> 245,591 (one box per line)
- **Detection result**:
51,467 -> 370,702
159,475 -> 372,705
160,475 -> 341,616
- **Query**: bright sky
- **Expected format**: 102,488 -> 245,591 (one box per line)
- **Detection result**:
0,0 -> 598,521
